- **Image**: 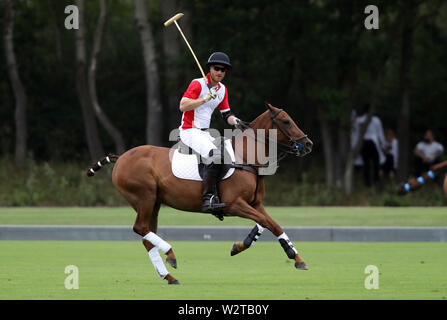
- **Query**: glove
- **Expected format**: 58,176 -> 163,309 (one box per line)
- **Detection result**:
233,117 -> 246,130
204,86 -> 218,101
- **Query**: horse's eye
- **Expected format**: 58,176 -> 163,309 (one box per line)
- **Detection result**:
282,120 -> 290,125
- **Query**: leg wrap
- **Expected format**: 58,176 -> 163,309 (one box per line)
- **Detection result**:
143,232 -> 172,254
243,224 -> 265,248
148,248 -> 169,279
278,233 -> 298,259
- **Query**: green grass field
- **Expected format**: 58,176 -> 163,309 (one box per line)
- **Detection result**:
1,241 -> 446,300
1,207 -> 446,300
0,206 -> 446,226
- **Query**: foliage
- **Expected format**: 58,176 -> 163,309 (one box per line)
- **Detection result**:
1,1 -> 446,203
0,158 -> 445,207
0,157 -> 125,206
1,0 -> 446,162
263,162 -> 447,206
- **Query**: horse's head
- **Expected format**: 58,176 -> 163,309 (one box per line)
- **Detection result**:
255,102 -> 313,157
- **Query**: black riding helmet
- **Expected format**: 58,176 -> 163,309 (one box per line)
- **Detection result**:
206,52 -> 232,70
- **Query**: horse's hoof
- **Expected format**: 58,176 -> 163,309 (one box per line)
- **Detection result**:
230,244 -> 240,256
295,261 -> 308,270
168,280 -> 180,285
166,258 -> 177,269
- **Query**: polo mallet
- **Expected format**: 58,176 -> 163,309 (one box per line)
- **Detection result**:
164,13 -> 211,88
397,160 -> 447,195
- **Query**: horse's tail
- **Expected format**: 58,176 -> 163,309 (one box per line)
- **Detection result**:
86,154 -> 120,177
397,160 -> 447,195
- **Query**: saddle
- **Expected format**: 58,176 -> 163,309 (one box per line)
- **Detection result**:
171,137 -> 236,181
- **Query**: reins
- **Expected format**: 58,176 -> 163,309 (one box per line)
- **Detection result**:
231,108 -> 307,175
230,108 -> 310,206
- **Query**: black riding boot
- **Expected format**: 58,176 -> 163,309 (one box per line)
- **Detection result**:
201,163 -> 226,218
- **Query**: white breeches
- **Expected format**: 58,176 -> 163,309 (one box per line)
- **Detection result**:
179,128 -> 218,159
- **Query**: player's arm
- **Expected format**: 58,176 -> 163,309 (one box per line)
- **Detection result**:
179,97 -> 206,112
218,88 -> 240,126
179,80 -> 217,112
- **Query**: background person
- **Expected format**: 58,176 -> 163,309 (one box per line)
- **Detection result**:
382,129 -> 398,179
353,104 -> 386,187
414,129 -> 444,177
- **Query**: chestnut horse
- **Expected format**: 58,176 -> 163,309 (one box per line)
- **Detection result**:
87,103 -> 313,284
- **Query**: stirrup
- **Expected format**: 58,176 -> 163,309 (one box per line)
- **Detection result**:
202,195 -> 226,213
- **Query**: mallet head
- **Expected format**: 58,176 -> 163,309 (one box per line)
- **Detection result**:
164,13 -> 184,27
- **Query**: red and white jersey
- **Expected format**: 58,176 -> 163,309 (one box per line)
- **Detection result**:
179,73 -> 231,130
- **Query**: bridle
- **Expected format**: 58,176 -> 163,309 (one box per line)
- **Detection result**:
234,108 -> 309,170
268,108 -> 308,157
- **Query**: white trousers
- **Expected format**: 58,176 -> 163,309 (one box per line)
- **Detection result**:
179,128 -> 218,160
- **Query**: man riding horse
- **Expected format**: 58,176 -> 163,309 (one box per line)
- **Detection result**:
179,52 -> 243,214
87,53 -> 314,284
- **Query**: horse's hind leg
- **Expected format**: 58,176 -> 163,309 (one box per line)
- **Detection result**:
132,195 -> 179,284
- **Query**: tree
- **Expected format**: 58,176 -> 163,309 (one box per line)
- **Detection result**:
309,0 -> 393,194
133,0 -> 163,146
396,2 -> 416,181
395,0 -> 445,180
75,0 -> 105,161
3,0 -> 28,167
88,0 -> 126,154
161,0 -> 190,132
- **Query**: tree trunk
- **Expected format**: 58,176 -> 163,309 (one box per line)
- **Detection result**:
318,110 -> 335,186
75,0 -> 105,160
133,0 -> 163,146
161,0 -> 183,132
88,0 -> 126,154
3,0 -> 27,167
396,7 -> 415,181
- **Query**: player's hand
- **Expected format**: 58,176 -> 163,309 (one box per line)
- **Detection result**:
204,87 -> 218,101
233,118 -> 246,130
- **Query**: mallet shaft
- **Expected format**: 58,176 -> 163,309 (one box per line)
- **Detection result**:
164,13 -> 209,86
173,20 -> 207,81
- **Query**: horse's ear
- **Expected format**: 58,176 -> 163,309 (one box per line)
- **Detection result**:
264,101 -> 274,112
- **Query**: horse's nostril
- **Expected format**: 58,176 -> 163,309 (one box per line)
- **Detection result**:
305,141 -> 313,149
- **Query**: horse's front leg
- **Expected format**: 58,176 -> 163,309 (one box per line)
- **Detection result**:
230,223 -> 266,256
229,202 -> 308,270
257,204 -> 308,270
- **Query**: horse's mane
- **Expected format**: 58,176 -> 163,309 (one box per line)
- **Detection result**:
248,109 -> 269,128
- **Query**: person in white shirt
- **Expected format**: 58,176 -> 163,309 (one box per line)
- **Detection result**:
354,105 -> 386,186
179,52 -> 243,214
414,129 -> 444,176
382,129 -> 398,178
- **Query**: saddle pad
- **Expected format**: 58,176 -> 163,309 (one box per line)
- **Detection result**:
172,139 -> 235,181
